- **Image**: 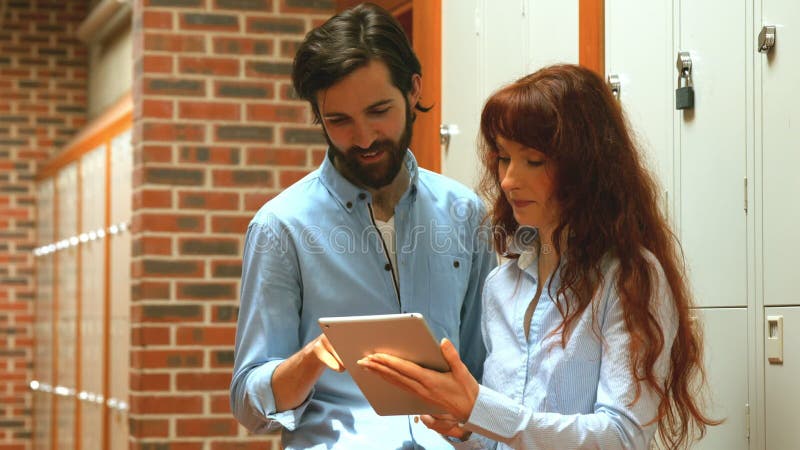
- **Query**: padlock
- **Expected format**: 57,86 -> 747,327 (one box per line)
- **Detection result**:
676,79 -> 694,110
675,52 -> 695,110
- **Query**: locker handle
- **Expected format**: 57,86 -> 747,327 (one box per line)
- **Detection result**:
758,25 -> 776,53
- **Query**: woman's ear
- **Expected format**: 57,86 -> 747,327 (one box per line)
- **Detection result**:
407,73 -> 422,107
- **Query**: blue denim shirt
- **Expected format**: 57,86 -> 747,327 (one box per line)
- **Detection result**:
231,150 -> 496,449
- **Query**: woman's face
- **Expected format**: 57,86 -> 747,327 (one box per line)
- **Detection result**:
496,136 -> 560,236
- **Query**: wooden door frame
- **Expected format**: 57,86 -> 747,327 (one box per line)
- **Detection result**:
580,0 -> 605,75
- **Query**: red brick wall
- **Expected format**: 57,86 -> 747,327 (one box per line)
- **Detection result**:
0,1 -> 88,450
130,0 -> 333,448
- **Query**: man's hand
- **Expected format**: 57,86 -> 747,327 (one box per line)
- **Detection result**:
273,334 -> 345,412
310,333 -> 345,372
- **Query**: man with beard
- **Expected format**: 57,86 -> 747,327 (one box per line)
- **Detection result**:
230,4 -> 496,449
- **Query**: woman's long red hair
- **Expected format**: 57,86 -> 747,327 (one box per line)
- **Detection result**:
479,64 -> 718,448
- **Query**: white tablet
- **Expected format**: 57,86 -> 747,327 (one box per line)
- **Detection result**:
318,313 -> 450,416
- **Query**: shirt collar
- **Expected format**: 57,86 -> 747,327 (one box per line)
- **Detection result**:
319,148 -> 420,213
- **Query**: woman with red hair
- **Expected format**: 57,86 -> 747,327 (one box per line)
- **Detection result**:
359,64 -> 718,449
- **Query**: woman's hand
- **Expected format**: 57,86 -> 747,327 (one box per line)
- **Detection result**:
357,338 -> 479,422
418,414 -> 472,441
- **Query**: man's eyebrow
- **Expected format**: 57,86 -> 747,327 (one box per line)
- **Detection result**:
322,99 -> 395,119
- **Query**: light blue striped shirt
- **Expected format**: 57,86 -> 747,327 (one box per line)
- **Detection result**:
456,247 -> 676,450
230,150 -> 496,449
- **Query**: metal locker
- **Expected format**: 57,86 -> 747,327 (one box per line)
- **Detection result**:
604,0 -> 674,218
692,308 -> 749,450
676,0 -> 749,308
764,307 -> 800,449
760,0 -> 800,307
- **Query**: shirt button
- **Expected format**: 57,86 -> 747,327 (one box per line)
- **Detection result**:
358,193 -> 367,200
346,201 -> 353,208
453,260 -> 460,268
384,263 -> 392,271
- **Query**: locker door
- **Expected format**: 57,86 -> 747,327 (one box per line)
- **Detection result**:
34,180 -> 55,450
441,0 -> 481,189
692,308 -> 749,450
55,164 -> 79,449
760,0 -> 800,307
605,0 -> 673,212
109,130 -> 132,449
79,146 -> 106,450
764,307 -> 800,449
677,0 -> 749,308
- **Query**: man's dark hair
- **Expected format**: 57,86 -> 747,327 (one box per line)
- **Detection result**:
291,2 -> 429,122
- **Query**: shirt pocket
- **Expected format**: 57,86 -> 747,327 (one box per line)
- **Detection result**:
426,253 -> 469,333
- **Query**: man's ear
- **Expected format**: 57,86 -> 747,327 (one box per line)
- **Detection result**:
407,73 -> 422,107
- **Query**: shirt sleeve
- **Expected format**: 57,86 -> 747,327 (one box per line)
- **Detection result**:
463,263 -> 677,450
459,201 -> 497,382
230,220 -> 308,433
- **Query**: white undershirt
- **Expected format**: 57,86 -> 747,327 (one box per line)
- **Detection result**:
374,216 -> 398,288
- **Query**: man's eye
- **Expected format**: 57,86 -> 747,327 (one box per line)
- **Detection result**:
527,160 -> 544,167
497,156 -> 510,163
369,108 -> 390,116
327,117 -> 349,125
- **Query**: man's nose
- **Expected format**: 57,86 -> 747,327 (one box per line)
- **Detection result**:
352,121 -> 376,149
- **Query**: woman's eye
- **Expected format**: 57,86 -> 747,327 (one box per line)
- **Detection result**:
527,160 -> 544,167
497,156 -> 510,163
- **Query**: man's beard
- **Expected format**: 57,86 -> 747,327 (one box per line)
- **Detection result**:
326,105 -> 414,190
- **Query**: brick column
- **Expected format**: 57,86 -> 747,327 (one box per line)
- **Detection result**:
0,1 -> 88,450
130,0 -> 333,448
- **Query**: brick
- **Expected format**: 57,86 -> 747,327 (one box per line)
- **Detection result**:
176,282 -> 237,300
144,168 -> 205,186
176,418 -> 238,437
139,145 -> 174,163
133,189 -> 173,209
213,36 -> 273,55
211,260 -> 242,279
142,99 -> 174,119
216,125 -> 273,142
132,280 -> 171,300
279,170 -> 309,188
179,238 -> 239,256
142,10 -> 174,29
214,80 -> 274,99
213,169 -> 273,188
211,349 -> 235,367
214,0 -> 271,10
132,325 -> 171,346
280,83 -> 301,101
142,123 -> 205,142
146,0 -> 205,7
179,57 -> 239,77
247,147 -> 306,166
247,104 -> 305,123
143,33 -> 206,53
130,372 -> 170,391
135,304 -> 203,323
245,61 -> 293,78
138,258 -> 204,277
209,394 -> 231,414
128,417 -> 169,438
142,55 -> 174,74
283,127 -> 326,145
139,442 -> 204,450
178,101 -> 240,121
176,325 -> 236,348
179,146 -> 240,165
280,39 -> 302,58
211,215 -> 252,234
178,191 -> 239,210
133,349 -> 204,369
279,0 -> 334,13
244,192 -> 276,210
246,17 -> 304,34
144,77 -> 206,97
175,371 -> 232,390
131,394 -> 203,414
133,236 -> 173,257
180,13 -> 239,32
210,440 -> 274,450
